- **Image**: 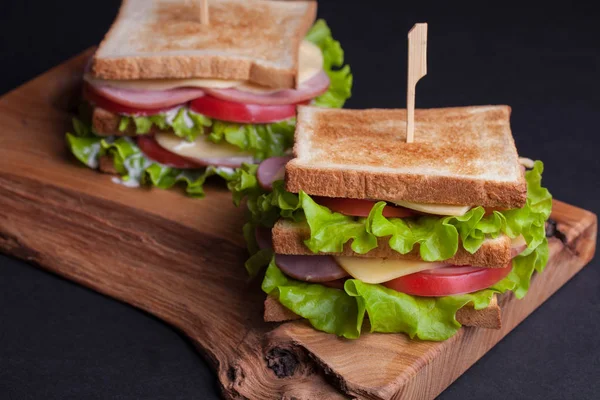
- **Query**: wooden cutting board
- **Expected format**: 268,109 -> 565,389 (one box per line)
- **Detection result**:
0,51 -> 596,400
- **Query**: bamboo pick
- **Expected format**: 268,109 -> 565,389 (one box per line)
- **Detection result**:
199,0 -> 210,25
406,23 -> 428,143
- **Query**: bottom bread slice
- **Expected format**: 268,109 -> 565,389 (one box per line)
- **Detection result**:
92,107 -> 173,137
272,219 -> 512,268
264,295 -> 502,329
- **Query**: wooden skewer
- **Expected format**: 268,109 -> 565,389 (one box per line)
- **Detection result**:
406,23 -> 428,143
199,0 -> 210,25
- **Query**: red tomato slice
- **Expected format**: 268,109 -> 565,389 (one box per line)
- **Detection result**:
383,264 -> 512,297
83,83 -> 175,115
137,136 -> 203,169
313,197 -> 417,218
190,95 -> 297,123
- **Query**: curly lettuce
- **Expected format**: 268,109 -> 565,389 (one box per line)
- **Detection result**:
306,19 -> 353,109
208,119 -> 296,161
117,108 -> 212,142
263,258 -> 365,338
243,163 -> 552,340
118,109 -> 295,161
66,118 -> 233,197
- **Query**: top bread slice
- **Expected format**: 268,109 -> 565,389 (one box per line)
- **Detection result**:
286,105 -> 527,208
91,0 -> 317,88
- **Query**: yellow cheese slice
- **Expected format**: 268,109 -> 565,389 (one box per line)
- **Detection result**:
511,235 -> 526,248
334,256 -> 445,284
518,157 -> 535,169
154,133 -> 253,163
84,74 -> 243,91
235,40 -> 324,94
392,200 -> 472,216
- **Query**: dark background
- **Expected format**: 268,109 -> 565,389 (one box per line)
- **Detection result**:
1,1 -> 599,399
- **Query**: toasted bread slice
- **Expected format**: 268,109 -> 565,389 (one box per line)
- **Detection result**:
98,155 -> 118,174
91,0 -> 317,88
264,295 -> 502,329
286,105 -> 527,208
272,220 -> 512,268
92,107 -> 172,136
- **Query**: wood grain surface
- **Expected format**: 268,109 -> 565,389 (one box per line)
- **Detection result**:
0,51 -> 596,400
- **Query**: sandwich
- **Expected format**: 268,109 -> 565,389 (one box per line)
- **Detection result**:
230,105 -> 552,341
66,0 -> 352,196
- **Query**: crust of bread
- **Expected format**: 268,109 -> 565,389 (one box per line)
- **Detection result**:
92,107 -> 172,137
91,0 -> 317,89
272,220 -> 512,268
455,295 -> 502,329
264,295 -> 501,329
264,295 -> 302,323
98,155 -> 118,174
286,106 -> 527,208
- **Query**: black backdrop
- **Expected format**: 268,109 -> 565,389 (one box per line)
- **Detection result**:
1,1 -> 599,399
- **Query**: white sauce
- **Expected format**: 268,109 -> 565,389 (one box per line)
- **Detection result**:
182,109 -> 195,129
111,176 -> 139,188
163,106 -> 195,129
216,167 -> 234,175
122,154 -> 153,187
164,106 -> 182,125
85,142 -> 102,169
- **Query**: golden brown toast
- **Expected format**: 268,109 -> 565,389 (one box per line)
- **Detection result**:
286,105 -> 527,208
272,219 -> 513,268
264,295 -> 502,329
91,0 -> 317,88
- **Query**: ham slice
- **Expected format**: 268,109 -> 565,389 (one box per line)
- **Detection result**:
89,83 -> 206,110
255,226 -> 348,283
275,254 -> 349,283
257,156 -> 292,190
204,71 -> 330,106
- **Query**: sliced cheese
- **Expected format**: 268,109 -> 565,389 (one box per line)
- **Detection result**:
235,40 -> 324,94
334,256 -> 445,284
511,235 -> 526,248
84,74 -> 243,91
518,157 -> 535,169
392,200 -> 472,216
154,133 -> 253,162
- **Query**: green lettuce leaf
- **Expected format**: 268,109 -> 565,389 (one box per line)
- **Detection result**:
306,19 -> 353,108
208,119 -> 296,160
262,258 -> 364,339
300,192 -> 378,254
118,108 -> 211,142
344,280 -> 496,340
242,221 -> 273,278
227,163 -> 261,207
228,164 -> 303,227
66,118 -> 233,197
119,109 -> 293,161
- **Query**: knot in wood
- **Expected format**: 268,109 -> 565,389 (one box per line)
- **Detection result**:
266,347 -> 299,378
